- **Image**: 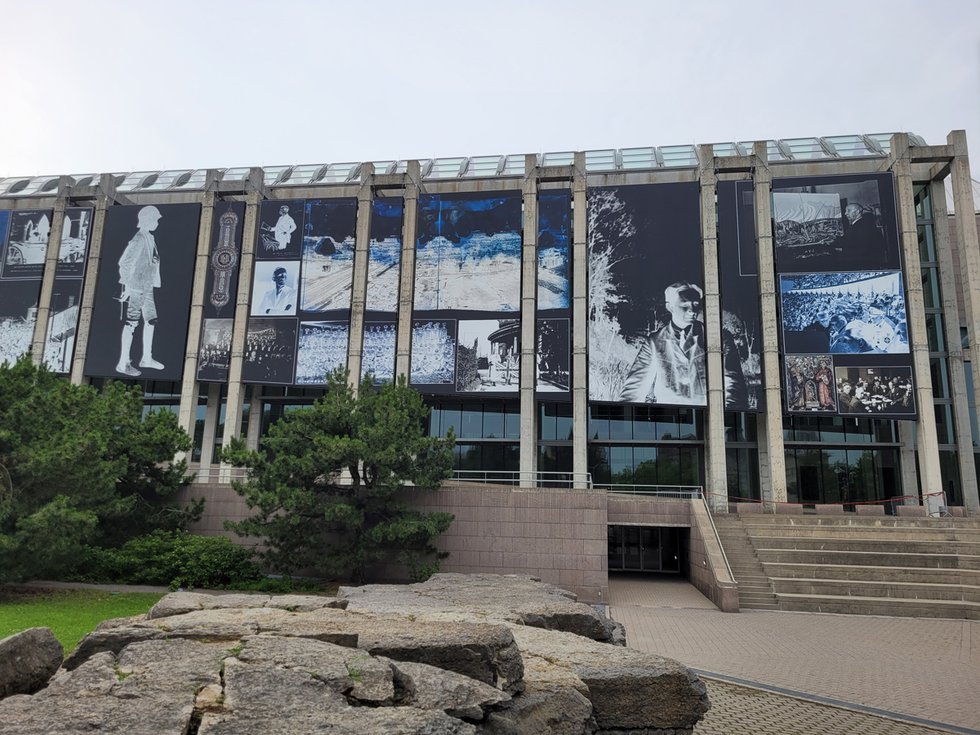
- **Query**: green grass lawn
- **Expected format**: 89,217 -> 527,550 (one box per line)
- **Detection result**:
0,588 -> 164,654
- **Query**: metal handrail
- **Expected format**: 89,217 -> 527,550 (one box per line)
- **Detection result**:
600,484 -> 703,499
449,470 -> 593,489
702,494 -> 735,582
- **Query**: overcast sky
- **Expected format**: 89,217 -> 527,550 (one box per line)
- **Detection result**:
1,0 -> 977,178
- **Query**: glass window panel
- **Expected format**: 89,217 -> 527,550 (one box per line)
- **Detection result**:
584,150 -> 617,171
588,407 -> 610,440
926,313 -> 945,352
914,185 -> 933,220
934,404 -> 954,445
784,449 -> 799,503
677,409 -> 698,440
796,448 -> 823,503
632,406 -> 657,440
917,224 -> 936,262
428,406 -> 442,437
873,419 -> 899,443
633,446 -> 658,485
589,445 -> 611,485
847,449 -> 878,502
483,405 -> 504,439
609,446 -> 634,485
921,267 -> 941,309
609,406 -> 632,440
680,447 -> 703,486
654,407 -> 679,440
966,365 -> 980,447
441,403 -> 462,437
542,152 -> 574,166
656,446 -> 682,485
502,444 -> 520,472
822,448 -> 848,504
820,417 -> 847,444
538,403 -> 557,441
538,445 -> 572,475
843,417 -> 874,444
554,403 -> 573,441
504,406 -> 521,439
930,357 -> 950,399
939,450 -> 961,505
455,444 -> 482,471
620,147 -> 657,169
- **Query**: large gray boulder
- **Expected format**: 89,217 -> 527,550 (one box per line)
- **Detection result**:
340,574 -> 625,644
0,627 -> 63,699
5,576 -> 708,734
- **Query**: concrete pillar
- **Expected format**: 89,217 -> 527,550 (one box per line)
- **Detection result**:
930,178 -> 979,510
891,134 -> 943,511
30,178 -> 71,364
177,175 -> 219,443
70,180 -> 112,385
897,421 -> 919,501
220,179 -> 261,480
247,385 -> 262,451
520,155 -> 539,488
948,130 -> 980,508
395,161 -> 421,380
572,152 -> 589,486
347,167 -> 375,394
752,142 -> 787,503
698,146 -> 727,511
199,381 -> 221,471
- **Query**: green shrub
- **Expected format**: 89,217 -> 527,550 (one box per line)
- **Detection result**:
72,531 -> 262,590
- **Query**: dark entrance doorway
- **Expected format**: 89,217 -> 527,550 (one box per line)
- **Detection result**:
607,525 -> 683,573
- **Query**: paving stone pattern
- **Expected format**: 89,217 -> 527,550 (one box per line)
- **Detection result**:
610,575 -> 980,733
697,679 -> 951,735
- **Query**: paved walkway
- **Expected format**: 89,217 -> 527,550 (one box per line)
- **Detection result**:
609,574 -> 980,735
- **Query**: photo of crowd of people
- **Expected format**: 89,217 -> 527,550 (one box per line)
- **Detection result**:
361,321 -> 396,384
780,271 -> 908,355
835,366 -> 915,415
242,319 -> 297,384
197,318 -> 233,382
785,354 -> 837,413
295,321 -> 349,385
411,320 -> 456,385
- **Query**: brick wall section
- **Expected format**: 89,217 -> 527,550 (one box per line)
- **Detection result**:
403,485 -> 609,603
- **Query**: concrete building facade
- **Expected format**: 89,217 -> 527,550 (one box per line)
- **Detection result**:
1,131 -> 978,602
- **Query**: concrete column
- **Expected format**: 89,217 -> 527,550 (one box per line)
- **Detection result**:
948,130 -> 980,506
891,134 -> 943,511
519,155 -> 539,488
572,152 -> 589,486
177,175 -> 219,443
220,181 -> 261,481
70,181 -> 112,385
897,421 -> 919,501
395,161 -> 421,380
30,178 -> 71,364
752,143 -> 787,503
347,167 -> 375,394
698,146 -> 727,511
199,382 -> 221,471
931,178 -> 979,510
247,385 -> 262,450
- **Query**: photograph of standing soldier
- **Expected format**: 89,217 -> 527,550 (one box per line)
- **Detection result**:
115,205 -> 165,376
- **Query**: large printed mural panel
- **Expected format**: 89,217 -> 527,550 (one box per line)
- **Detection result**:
0,209 -> 51,366
85,204 -> 201,381
244,198 -> 357,386
717,181 -> 763,412
197,202 -> 245,383
587,182 -> 706,407
410,191 -> 522,396
773,173 -> 915,418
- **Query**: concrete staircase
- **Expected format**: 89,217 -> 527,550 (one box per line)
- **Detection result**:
726,513 -> 980,620
711,515 -> 778,610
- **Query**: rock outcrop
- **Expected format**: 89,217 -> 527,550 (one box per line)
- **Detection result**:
0,575 -> 709,734
0,627 -> 64,698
